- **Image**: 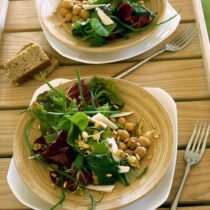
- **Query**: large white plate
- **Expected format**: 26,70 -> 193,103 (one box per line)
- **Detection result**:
36,0 -> 180,64
7,79 -> 177,210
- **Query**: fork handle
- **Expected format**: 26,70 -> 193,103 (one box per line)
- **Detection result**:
114,48 -> 166,79
170,164 -> 191,210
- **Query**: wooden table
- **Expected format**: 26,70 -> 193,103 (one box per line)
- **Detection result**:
0,0 -> 210,209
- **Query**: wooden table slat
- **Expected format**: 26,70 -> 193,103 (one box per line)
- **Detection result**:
0,23 -> 202,67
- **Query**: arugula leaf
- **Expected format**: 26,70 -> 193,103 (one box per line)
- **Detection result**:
86,154 -> 120,185
69,112 -> 89,131
44,133 -> 57,144
73,155 -> 84,170
93,142 -> 110,155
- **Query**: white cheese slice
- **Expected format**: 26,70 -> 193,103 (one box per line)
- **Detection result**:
118,165 -> 130,173
88,116 -> 107,129
109,111 -> 133,118
105,137 -> 120,162
82,4 -> 109,10
87,184 -> 115,192
95,7 -> 114,25
92,113 -> 117,129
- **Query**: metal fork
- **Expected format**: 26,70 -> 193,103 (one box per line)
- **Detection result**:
170,121 -> 210,210
114,24 -> 198,79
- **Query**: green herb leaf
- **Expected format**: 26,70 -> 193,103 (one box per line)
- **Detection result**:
44,133 -> 57,144
73,155 -> 84,170
86,154 -> 120,185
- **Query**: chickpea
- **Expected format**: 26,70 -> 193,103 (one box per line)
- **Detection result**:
135,146 -> 147,158
137,136 -> 151,148
117,117 -> 126,126
73,0 -> 82,5
78,18 -> 84,22
61,0 -> 73,9
72,5 -> 81,15
82,1 -> 88,4
80,9 -> 90,20
117,130 -> 129,141
127,137 -> 137,150
65,12 -> 73,21
124,149 -> 133,155
71,15 -> 78,23
118,141 -> 127,151
60,8 -> 70,16
125,122 -> 136,132
137,0 -> 144,5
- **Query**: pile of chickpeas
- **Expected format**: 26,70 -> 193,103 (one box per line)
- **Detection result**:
111,116 -> 159,167
60,0 -> 90,23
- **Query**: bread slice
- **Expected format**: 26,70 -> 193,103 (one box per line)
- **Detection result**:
33,53 -> 59,81
17,42 -> 59,81
4,43 -> 51,85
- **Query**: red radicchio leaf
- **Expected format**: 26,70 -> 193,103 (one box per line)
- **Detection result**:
44,131 -> 72,167
117,2 -> 133,20
134,13 -> 153,28
66,79 -> 99,107
108,33 -> 120,40
32,136 -> 48,154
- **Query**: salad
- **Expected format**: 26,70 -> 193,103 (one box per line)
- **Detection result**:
23,71 -> 159,209
60,0 -> 156,46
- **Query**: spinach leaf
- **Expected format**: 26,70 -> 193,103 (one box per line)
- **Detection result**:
90,33 -> 107,46
57,116 -> 71,131
69,112 -> 89,131
93,142 -> 110,155
90,18 -> 109,37
86,154 -> 120,185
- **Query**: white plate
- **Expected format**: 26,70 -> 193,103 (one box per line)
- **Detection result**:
36,0 -> 180,64
7,79 -> 177,210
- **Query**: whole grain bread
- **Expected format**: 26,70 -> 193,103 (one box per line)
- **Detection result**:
18,42 -> 59,81
4,43 -> 51,85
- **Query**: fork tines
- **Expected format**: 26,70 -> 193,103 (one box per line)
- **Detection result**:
186,121 -> 210,155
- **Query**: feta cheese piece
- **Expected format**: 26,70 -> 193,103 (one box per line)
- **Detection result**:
106,137 -> 120,162
118,165 -> 130,173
